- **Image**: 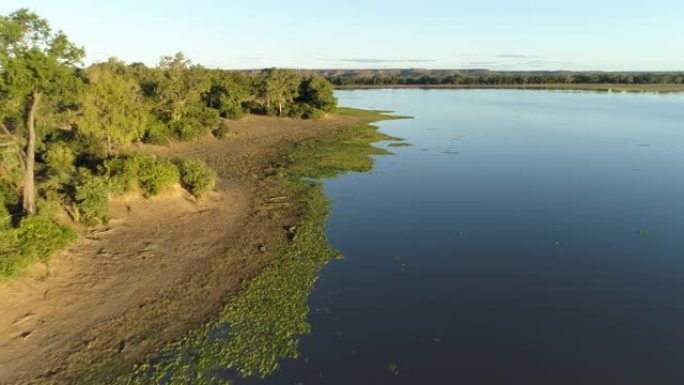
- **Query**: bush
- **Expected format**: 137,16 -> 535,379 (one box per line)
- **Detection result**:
212,121 -> 229,139
0,215 -> 78,277
75,173 -> 110,226
136,157 -> 179,197
143,119 -> 172,145
221,105 -> 246,119
102,155 -> 144,194
103,153 -> 180,197
0,199 -> 11,230
0,180 -> 19,207
287,103 -> 325,120
305,108 -> 326,120
44,143 -> 76,181
175,158 -> 216,197
171,107 -> 220,141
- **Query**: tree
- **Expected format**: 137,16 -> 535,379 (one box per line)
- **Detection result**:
260,68 -> 300,116
150,53 -> 218,140
76,58 -> 147,156
203,71 -> 252,119
297,76 -> 337,112
0,9 -> 84,214
154,53 -> 211,122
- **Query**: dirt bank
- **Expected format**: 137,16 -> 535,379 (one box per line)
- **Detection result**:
0,113 -> 358,385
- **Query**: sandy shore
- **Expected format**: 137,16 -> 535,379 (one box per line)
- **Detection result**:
0,113 -> 358,385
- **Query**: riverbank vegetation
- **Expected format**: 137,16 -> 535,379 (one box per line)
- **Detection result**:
90,108 -> 401,385
0,9 -> 337,278
320,69 -> 684,91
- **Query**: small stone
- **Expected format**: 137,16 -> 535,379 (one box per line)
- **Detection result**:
258,244 -> 267,253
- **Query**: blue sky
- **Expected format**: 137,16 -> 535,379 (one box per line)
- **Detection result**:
2,0 -> 682,71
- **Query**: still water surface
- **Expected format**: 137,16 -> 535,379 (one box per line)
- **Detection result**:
248,89 -> 684,384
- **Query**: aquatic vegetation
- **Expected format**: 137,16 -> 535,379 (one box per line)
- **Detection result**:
388,142 -> 413,148
104,109 -> 403,384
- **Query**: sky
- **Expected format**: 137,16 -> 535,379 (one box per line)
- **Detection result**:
1,0 -> 683,71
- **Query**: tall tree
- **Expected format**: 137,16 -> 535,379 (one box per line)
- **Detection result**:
154,52 -> 210,122
298,76 -> 337,112
260,68 -> 300,116
77,58 -> 147,156
0,9 -> 84,214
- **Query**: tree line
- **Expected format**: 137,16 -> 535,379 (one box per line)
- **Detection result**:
328,72 -> 684,87
0,9 -> 337,276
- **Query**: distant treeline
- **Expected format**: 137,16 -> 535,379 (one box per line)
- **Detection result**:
323,70 -> 684,86
0,9 -> 336,276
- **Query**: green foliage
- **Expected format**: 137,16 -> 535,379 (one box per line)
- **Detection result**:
135,157 -> 179,197
297,76 -> 337,113
388,141 -> 413,147
44,142 -> 76,181
0,179 -> 19,206
0,8 -> 85,215
0,197 -> 11,229
203,72 -> 251,119
327,69 -> 684,88
75,170 -> 110,226
212,121 -> 229,139
0,215 -> 77,277
143,118 -> 172,145
76,61 -> 148,155
104,153 -> 179,197
258,68 -> 301,116
0,147 -> 24,184
171,106 -> 219,140
175,158 -> 216,197
286,103 -> 325,120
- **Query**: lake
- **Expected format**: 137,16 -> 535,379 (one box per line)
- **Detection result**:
246,89 -> 684,385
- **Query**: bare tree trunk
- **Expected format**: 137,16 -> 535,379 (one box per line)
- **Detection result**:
106,132 -> 112,158
278,102 -> 283,116
23,90 -> 40,215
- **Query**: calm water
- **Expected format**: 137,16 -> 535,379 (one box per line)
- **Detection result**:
249,89 -> 684,384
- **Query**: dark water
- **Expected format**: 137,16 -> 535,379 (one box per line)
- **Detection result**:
250,89 -> 684,385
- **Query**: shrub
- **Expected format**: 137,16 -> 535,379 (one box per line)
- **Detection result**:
175,158 -> 216,197
0,215 -> 78,277
102,155 -> 144,194
171,107 -> 220,141
143,119 -> 172,145
287,103 -> 325,120
136,157 -> 179,197
212,121 -> 229,139
0,198 -> 11,230
221,105 -> 245,119
103,153 -> 179,197
0,180 -> 19,207
44,143 -> 76,181
75,173 -> 110,226
305,108 -> 326,120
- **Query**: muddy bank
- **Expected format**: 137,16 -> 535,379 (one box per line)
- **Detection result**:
0,113 -> 361,385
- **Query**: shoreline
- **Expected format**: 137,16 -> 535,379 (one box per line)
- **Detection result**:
334,83 -> 684,93
0,109 -> 397,385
